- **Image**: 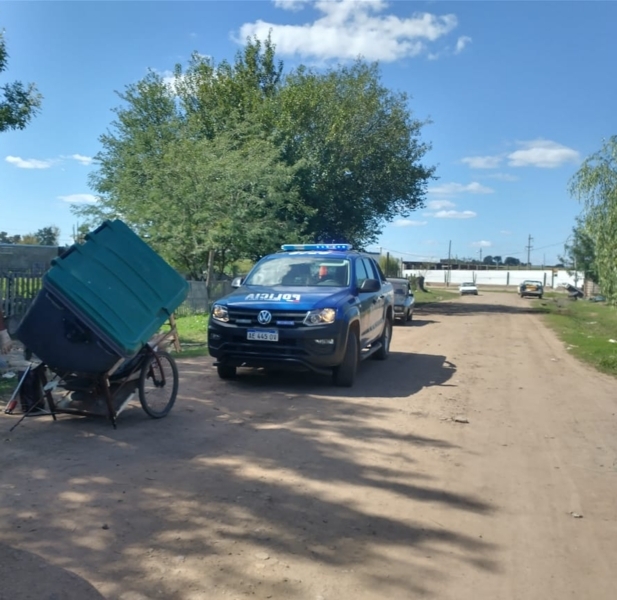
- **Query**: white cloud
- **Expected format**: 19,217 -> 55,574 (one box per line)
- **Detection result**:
471,240 -> 492,248
393,219 -> 427,227
507,139 -> 580,168
57,194 -> 98,204
5,155 -> 55,169
274,0 -> 311,10
461,155 -> 502,169
426,199 -> 455,210
433,210 -> 477,219
69,154 -> 93,166
428,181 -> 494,196
239,0 -> 459,62
455,35 -> 472,54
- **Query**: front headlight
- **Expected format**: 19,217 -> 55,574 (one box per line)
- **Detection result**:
304,308 -> 336,326
212,304 -> 229,323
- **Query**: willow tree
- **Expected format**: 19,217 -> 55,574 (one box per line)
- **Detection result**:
569,136 -> 617,301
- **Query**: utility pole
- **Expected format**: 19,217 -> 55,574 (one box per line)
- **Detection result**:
478,248 -> 483,262
526,234 -> 533,267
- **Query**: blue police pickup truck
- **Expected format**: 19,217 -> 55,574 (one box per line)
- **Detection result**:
207,244 -> 395,387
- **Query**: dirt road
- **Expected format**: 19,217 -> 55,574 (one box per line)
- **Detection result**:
1,292 -> 616,600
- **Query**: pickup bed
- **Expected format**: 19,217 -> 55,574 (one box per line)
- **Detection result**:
207,244 -> 395,387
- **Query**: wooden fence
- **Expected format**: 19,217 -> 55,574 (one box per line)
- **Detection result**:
0,270 -> 44,320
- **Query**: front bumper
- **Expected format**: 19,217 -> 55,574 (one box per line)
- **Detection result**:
393,304 -> 410,318
207,319 -> 348,373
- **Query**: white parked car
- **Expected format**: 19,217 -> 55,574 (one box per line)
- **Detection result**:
459,281 -> 478,296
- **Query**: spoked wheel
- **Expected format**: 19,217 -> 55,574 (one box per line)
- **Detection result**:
138,350 -> 179,418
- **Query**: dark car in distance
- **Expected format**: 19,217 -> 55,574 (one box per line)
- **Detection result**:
387,277 -> 415,323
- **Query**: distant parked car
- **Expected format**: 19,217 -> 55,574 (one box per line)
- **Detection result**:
459,281 -> 478,296
387,278 -> 415,323
519,280 -> 543,299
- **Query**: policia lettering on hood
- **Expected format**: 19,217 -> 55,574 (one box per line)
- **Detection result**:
244,293 -> 301,302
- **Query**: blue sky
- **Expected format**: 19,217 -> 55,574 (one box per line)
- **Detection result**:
1,1 -> 615,264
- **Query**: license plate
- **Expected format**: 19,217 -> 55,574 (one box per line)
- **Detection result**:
247,329 -> 279,342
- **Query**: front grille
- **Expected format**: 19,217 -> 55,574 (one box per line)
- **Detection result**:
227,308 -> 308,327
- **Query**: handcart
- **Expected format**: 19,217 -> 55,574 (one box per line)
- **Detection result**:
6,321 -> 179,429
4,219 -> 189,429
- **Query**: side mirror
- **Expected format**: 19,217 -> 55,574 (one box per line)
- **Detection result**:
231,277 -> 244,289
359,278 -> 380,293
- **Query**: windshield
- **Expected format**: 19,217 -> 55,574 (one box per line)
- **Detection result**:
524,281 -> 543,286
462,282 -> 475,286
245,255 -> 351,287
392,283 -> 408,295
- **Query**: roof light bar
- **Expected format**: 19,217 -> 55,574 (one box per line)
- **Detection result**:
281,243 -> 353,252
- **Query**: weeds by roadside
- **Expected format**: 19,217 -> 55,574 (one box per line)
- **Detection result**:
535,297 -> 617,377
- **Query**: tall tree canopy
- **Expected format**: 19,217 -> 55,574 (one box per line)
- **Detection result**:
77,37 -> 434,276
0,29 -> 42,132
569,136 -> 617,300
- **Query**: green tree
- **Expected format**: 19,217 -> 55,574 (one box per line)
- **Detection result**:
482,255 -> 494,265
34,225 -> 60,245
569,136 -> 617,301
504,256 -> 521,266
277,61 -> 434,247
19,233 -> 38,245
81,38 -> 433,275
0,29 -> 42,132
0,231 -> 20,244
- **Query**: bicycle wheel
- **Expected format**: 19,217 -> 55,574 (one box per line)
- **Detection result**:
138,350 -> 178,418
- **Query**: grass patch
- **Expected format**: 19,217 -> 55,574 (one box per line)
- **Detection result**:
535,297 -> 617,377
165,314 -> 210,358
414,288 -> 460,306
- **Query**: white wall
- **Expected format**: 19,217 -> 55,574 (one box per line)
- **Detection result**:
402,268 -> 584,289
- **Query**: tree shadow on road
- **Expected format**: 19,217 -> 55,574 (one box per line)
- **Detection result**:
0,355 -> 498,600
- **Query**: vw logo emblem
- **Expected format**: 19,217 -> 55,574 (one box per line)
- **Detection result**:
257,310 -> 272,325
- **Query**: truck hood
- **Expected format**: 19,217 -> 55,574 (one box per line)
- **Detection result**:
219,285 -> 352,311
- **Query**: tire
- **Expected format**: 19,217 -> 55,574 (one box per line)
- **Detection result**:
217,364 -> 237,380
373,317 -> 392,361
538,294 -> 543,300
333,330 -> 358,387
138,351 -> 178,418
407,310 -> 413,322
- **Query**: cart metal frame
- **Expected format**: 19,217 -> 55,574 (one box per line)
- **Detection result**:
5,318 -> 180,430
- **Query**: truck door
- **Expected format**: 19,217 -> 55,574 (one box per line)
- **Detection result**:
354,258 -> 375,347
364,258 -> 386,337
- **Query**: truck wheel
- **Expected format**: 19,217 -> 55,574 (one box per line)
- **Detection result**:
217,365 -> 237,380
373,318 -> 392,360
407,310 -> 413,322
333,331 -> 358,387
